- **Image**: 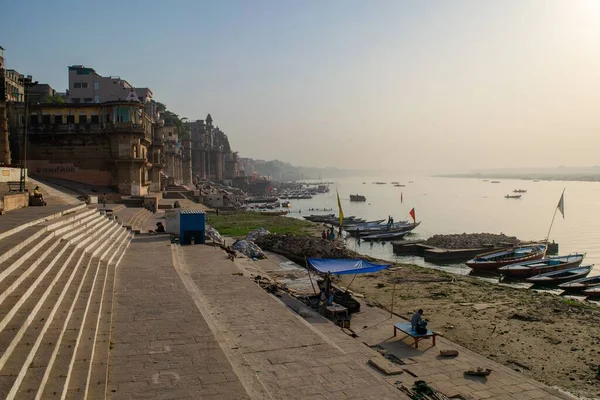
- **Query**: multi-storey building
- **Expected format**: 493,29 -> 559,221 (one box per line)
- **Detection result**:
4,69 -> 24,102
7,100 -> 156,195
67,65 -> 153,104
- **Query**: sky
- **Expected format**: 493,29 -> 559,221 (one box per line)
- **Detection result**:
2,0 -> 600,173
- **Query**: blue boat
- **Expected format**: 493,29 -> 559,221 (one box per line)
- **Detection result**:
526,265 -> 592,285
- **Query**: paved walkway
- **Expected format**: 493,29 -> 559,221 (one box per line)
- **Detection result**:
175,244 -> 408,400
108,235 -> 250,400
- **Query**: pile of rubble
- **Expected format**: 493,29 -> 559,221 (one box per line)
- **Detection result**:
254,234 -> 357,260
423,233 -> 520,249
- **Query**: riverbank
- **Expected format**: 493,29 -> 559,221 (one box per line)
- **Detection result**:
219,211 -> 600,399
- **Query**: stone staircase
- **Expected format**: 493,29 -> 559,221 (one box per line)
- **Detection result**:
0,206 -> 133,399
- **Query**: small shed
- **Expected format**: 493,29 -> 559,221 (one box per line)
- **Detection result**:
165,209 -> 181,234
179,209 -> 206,245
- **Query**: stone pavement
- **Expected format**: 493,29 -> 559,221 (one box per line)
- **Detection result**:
174,244 -> 408,400
0,203 -> 85,237
107,235 -> 250,400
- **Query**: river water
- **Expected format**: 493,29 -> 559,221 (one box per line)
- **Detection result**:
282,175 -> 600,278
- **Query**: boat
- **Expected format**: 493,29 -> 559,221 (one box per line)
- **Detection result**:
465,244 -> 547,272
527,265 -> 593,285
281,200 -> 291,208
513,189 -> 527,193
357,221 -> 421,236
394,184 -> 406,187
499,254 -> 585,278
344,219 -> 386,228
505,194 -> 522,199
245,197 -> 279,203
491,181 -> 501,183
361,230 -> 410,241
350,194 -> 367,202
583,286 -> 600,297
391,181 -> 399,184
557,273 -> 600,291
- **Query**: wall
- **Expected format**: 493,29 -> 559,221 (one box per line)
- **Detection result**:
0,167 -> 25,182
0,192 -> 28,212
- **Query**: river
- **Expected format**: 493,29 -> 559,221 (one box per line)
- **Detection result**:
281,175 -> 600,278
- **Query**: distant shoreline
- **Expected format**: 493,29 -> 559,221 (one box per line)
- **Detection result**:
435,173 -> 600,183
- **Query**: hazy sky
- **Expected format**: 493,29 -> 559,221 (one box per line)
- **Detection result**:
2,1 -> 599,173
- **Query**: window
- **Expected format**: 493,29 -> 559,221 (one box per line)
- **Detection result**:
72,98 -> 81,103
83,97 -> 93,103
30,115 -> 39,125
94,95 -> 100,103
19,114 -> 25,124
54,115 -> 63,124
91,115 -> 100,123
74,82 -> 82,88
93,82 -> 99,90
42,114 -> 51,124
79,114 -> 87,124
105,114 -> 111,122
81,82 -> 88,88
66,115 -> 75,124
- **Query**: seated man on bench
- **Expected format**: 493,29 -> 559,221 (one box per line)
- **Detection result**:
411,309 -> 428,334
33,186 -> 45,203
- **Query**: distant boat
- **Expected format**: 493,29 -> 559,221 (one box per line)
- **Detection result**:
281,200 -> 291,208
465,244 -> 547,272
374,182 -> 386,185
350,194 -> 367,202
513,189 -> 527,193
527,265 -> 592,285
499,254 -> 585,278
362,182 -> 366,184
505,194 -> 522,199
533,180 -> 540,182
391,181 -> 400,184
394,184 -> 405,187
558,273 -> 600,291
491,181 -> 501,183
583,285 -> 600,298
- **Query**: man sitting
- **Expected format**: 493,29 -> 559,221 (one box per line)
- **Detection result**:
33,186 -> 44,202
411,309 -> 428,334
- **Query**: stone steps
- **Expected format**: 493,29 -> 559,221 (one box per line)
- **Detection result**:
124,208 -> 154,233
0,206 -> 132,399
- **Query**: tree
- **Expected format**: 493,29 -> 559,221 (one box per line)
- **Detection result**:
42,94 -> 65,104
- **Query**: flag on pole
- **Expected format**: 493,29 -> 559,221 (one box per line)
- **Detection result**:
401,192 -> 403,204
409,208 -> 416,223
336,190 -> 344,227
557,192 -> 565,219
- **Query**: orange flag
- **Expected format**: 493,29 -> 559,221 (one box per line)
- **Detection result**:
409,208 -> 416,222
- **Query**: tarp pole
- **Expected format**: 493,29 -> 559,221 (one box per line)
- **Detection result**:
390,267 -> 398,317
345,273 -> 358,294
305,257 -> 317,295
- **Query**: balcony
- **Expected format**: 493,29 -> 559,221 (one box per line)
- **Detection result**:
106,122 -> 146,134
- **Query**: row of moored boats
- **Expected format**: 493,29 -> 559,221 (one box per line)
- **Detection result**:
465,244 -> 600,297
303,214 -> 421,241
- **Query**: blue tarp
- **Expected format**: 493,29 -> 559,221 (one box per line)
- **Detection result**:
307,258 -> 391,275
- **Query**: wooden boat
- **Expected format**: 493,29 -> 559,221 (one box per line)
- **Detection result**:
583,286 -> 600,297
356,221 -> 421,236
465,244 -> 547,272
505,194 -> 522,199
361,230 -> 410,241
344,219 -> 386,228
394,184 -> 406,187
513,189 -> 527,193
391,181 -> 399,184
350,194 -> 366,202
281,201 -> 291,208
499,254 -> 585,278
491,181 -> 501,183
527,265 -> 592,284
558,273 -> 600,291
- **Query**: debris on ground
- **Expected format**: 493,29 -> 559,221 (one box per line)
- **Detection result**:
205,225 -> 223,243
423,233 -> 520,249
232,240 -> 267,259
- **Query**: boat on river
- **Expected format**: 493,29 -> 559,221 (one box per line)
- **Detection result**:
350,194 -> 366,202
499,253 -> 585,278
465,244 -> 547,272
527,265 -> 592,285
354,221 -> 421,236
505,194 -> 522,199
583,286 -> 600,298
557,274 -> 600,291
361,230 -> 410,241
513,189 -> 527,193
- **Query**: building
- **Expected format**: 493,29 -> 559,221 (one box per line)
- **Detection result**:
67,65 -> 153,104
186,114 -> 237,182
4,69 -> 24,102
28,83 -> 56,104
7,100 -> 156,195
0,46 -> 4,70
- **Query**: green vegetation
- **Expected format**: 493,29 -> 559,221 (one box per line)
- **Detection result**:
153,101 -> 190,139
42,94 -> 65,104
561,298 -> 592,309
207,212 -> 316,237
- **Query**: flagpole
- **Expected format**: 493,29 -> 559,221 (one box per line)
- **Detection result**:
544,188 -> 565,253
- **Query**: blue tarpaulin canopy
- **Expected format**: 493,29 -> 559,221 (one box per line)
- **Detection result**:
307,258 -> 392,275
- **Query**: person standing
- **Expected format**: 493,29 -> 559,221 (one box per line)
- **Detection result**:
102,193 -> 107,208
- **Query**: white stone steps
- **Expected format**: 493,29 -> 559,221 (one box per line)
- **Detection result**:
0,208 -> 99,281
20,223 -> 125,400
0,221 -> 121,398
0,214 -> 108,316
0,216 -> 110,328
62,229 -> 131,399
84,232 -> 133,400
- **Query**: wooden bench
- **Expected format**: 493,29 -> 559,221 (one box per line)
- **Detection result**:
6,181 -> 22,192
393,322 -> 437,348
